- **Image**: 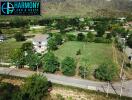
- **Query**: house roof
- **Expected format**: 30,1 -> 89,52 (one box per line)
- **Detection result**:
33,34 -> 49,42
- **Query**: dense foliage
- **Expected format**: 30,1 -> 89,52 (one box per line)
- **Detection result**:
20,42 -> 33,52
48,37 -> 58,50
14,74 -> 52,100
14,33 -> 25,42
42,52 -> 60,73
10,49 -> 26,68
127,34 -> 132,48
95,62 -> 118,81
0,83 -> 19,100
25,53 -> 41,70
61,57 -> 76,76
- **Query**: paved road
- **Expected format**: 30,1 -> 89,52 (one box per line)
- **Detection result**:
0,67 -> 132,97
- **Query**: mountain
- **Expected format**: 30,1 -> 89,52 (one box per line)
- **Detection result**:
42,0 -> 132,17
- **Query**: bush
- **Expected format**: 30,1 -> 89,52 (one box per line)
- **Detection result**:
21,42 -> 33,52
127,34 -> 132,48
76,49 -> 81,55
66,34 -> 76,41
54,34 -> 63,45
61,57 -> 76,76
94,37 -> 112,43
14,33 -> 25,42
95,62 -> 118,81
86,32 -> 95,42
77,33 -> 85,41
42,52 -> 60,73
0,83 -> 19,100
48,37 -> 58,50
14,74 -> 52,100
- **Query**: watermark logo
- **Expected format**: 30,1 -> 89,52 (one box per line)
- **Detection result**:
1,2 -> 14,15
0,1 -> 41,15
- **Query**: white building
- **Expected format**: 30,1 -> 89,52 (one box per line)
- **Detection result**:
32,34 -> 49,53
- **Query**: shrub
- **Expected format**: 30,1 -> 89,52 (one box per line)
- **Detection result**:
127,34 -> 132,48
42,52 -> 60,73
54,34 -> 63,45
66,34 -> 76,41
14,33 -> 25,42
94,37 -> 112,43
76,49 -> 81,55
77,33 -> 85,41
15,74 -> 52,100
86,32 -> 95,42
48,37 -> 58,50
61,57 -> 76,76
21,42 -> 33,52
95,62 -> 118,81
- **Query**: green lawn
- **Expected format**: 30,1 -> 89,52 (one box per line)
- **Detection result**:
0,39 -> 24,62
54,41 -> 113,67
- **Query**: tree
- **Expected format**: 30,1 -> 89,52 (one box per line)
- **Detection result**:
66,34 -> 76,41
0,83 -> 19,100
10,49 -> 25,68
86,32 -> 95,42
14,33 -> 25,42
77,33 -> 85,41
0,29 -> 3,34
21,42 -> 33,52
61,57 -> 76,76
42,52 -> 59,73
127,34 -> 132,48
54,34 -> 63,45
55,19 -> 68,33
25,53 -> 41,71
95,62 -> 118,81
10,17 -> 29,28
16,74 -> 52,100
47,38 -> 58,50
95,22 -> 108,37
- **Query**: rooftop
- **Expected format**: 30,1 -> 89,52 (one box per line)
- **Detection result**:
33,34 -> 49,42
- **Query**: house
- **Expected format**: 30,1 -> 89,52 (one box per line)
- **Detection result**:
32,34 -> 49,53
0,35 -> 5,42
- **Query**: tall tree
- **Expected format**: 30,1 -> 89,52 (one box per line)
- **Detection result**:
15,74 -> 52,100
25,53 -> 41,71
47,38 -> 58,50
42,52 -> 59,73
61,57 -> 76,76
95,62 -> 118,81
10,49 -> 25,68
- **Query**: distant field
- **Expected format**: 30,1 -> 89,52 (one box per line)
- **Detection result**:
54,41 -> 113,67
0,39 -> 24,62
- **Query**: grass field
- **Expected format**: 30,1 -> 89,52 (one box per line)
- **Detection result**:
0,39 -> 24,62
54,41 -> 113,66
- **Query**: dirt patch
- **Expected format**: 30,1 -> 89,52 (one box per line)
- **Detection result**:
1,78 -> 24,86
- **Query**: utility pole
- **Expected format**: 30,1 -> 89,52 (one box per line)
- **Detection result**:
120,73 -> 125,97
120,38 -> 126,97
106,81 -> 110,97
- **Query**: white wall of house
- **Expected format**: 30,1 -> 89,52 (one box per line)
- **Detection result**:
33,40 -> 48,53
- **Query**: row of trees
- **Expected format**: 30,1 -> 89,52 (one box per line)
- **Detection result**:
10,42 -> 76,76
66,32 -> 112,43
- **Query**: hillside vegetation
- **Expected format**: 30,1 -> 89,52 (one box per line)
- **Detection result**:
43,0 -> 132,17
